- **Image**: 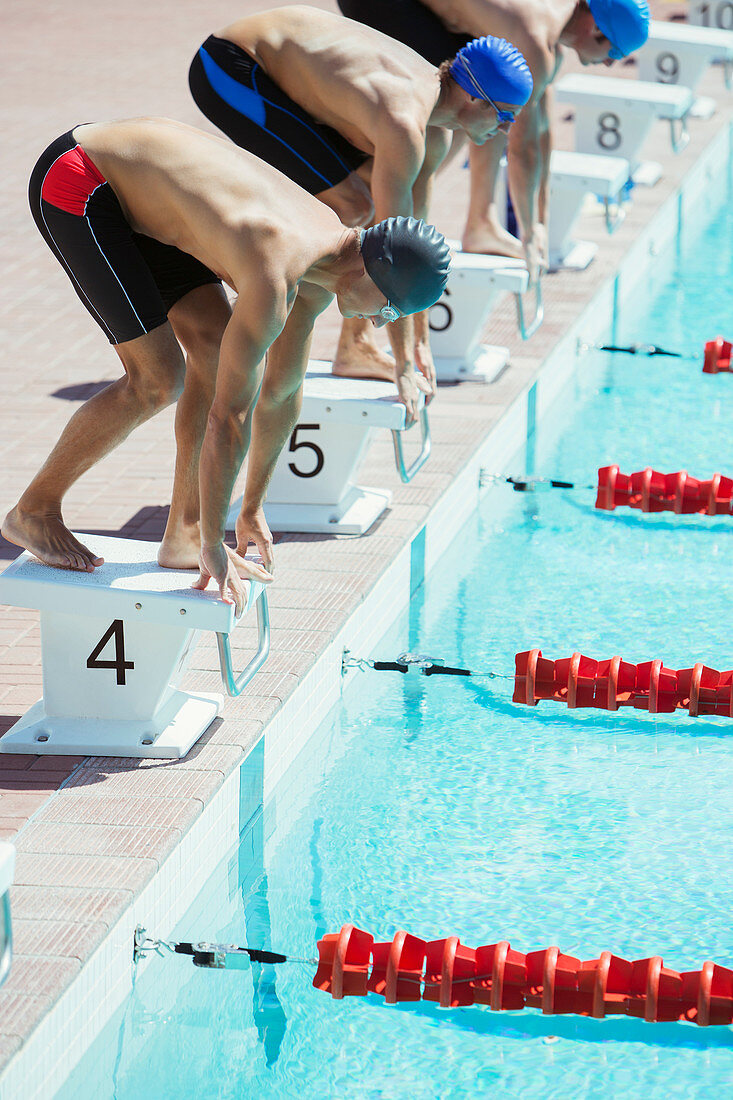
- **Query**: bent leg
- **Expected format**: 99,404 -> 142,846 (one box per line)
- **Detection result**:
2,323 -> 185,570
462,141 -> 524,258
159,283 -> 232,569
316,169 -> 374,228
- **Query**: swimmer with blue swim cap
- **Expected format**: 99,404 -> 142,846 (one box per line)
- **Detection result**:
335,0 -> 649,279
189,7 -> 533,420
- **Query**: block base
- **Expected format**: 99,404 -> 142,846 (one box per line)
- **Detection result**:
549,239 -> 598,272
264,485 -> 391,535
434,344 -> 509,384
0,690 -> 222,759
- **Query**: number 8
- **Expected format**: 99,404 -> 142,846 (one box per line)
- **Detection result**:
597,112 -> 622,151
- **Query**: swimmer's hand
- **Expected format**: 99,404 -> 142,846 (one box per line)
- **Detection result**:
396,368 -> 431,425
194,541 -> 273,618
413,337 -> 437,405
523,223 -> 548,287
236,505 -> 275,575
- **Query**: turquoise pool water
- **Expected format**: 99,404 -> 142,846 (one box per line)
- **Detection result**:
58,178 -> 732,1098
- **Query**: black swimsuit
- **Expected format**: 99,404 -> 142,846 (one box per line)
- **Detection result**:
189,35 -> 369,195
336,0 -> 470,67
28,129 -> 221,345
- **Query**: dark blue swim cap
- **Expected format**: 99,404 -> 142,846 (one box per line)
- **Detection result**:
360,217 -> 451,315
589,0 -> 650,58
450,36 -> 533,107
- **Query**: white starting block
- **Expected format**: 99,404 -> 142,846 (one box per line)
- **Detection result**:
428,246 -> 543,383
687,0 -> 733,37
555,74 -> 694,186
0,535 -> 270,758
637,21 -> 733,119
0,842 -> 14,989
230,366 -> 430,535
547,150 -> 629,270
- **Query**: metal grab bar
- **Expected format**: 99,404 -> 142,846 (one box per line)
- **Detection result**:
669,114 -> 690,155
391,405 -> 431,484
514,276 -> 544,340
725,58 -> 733,92
0,893 -> 12,989
604,195 -> 626,235
216,589 -> 270,697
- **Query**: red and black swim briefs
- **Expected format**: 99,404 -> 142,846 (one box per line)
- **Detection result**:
28,128 -> 221,345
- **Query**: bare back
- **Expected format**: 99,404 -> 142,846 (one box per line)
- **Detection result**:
418,0 -> 575,90
218,6 -> 441,154
75,118 -> 344,292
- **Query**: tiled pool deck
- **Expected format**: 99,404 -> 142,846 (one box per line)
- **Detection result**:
1,0 -> 732,1091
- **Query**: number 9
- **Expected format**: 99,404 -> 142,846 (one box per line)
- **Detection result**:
656,52 -> 679,83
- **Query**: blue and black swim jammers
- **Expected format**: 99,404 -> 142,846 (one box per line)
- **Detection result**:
28,129 -> 221,346
189,36 -> 369,196
336,0 -> 469,68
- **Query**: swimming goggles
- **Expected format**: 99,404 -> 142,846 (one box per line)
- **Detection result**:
455,56 -> 517,125
379,301 -> 402,323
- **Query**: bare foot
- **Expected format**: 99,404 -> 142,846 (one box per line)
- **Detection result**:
332,317 -> 395,383
158,527 -> 200,570
1,505 -> 104,571
461,220 -> 524,259
159,530 -> 270,581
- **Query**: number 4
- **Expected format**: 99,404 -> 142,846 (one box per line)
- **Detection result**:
87,619 -> 135,685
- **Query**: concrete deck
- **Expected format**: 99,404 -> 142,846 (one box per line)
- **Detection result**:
1,0 -> 731,1086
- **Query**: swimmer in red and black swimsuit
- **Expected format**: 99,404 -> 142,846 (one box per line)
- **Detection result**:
5,119 -> 450,612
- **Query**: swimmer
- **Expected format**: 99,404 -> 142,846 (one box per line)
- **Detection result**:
3,119 -> 450,613
337,0 -> 650,282
189,6 -> 531,419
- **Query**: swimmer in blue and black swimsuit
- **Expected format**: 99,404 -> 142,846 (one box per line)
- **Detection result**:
188,7 -> 532,412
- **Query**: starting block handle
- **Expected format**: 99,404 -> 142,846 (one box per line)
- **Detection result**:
216,589 -> 270,697
670,114 -> 690,154
515,276 -> 544,340
604,197 -> 626,235
0,893 -> 12,988
391,407 -> 431,484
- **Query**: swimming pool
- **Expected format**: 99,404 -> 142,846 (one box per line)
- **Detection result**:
56,160 -> 733,1099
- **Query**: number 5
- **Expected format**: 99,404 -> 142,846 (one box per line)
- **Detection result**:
288,424 -> 324,478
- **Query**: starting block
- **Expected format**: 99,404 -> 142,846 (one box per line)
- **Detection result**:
637,21 -> 733,118
0,535 -> 270,758
0,842 -> 13,989
547,151 -> 629,270
555,74 -> 694,186
428,247 -> 542,383
231,366 -> 430,535
687,0 -> 733,40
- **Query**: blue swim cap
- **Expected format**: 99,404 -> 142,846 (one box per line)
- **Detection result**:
589,0 -> 650,58
360,217 -> 451,315
449,36 -> 533,107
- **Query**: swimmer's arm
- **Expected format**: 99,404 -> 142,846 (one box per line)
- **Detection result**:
506,57 -> 552,282
537,85 -> 554,226
370,118 -> 425,222
410,127 -> 452,400
242,282 -> 333,518
412,127 -> 451,220
199,288 -> 286,552
370,120 -> 434,418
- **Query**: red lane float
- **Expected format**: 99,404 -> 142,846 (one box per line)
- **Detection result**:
703,337 -> 732,374
313,925 -> 733,1025
513,650 -> 733,718
596,465 -> 733,516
